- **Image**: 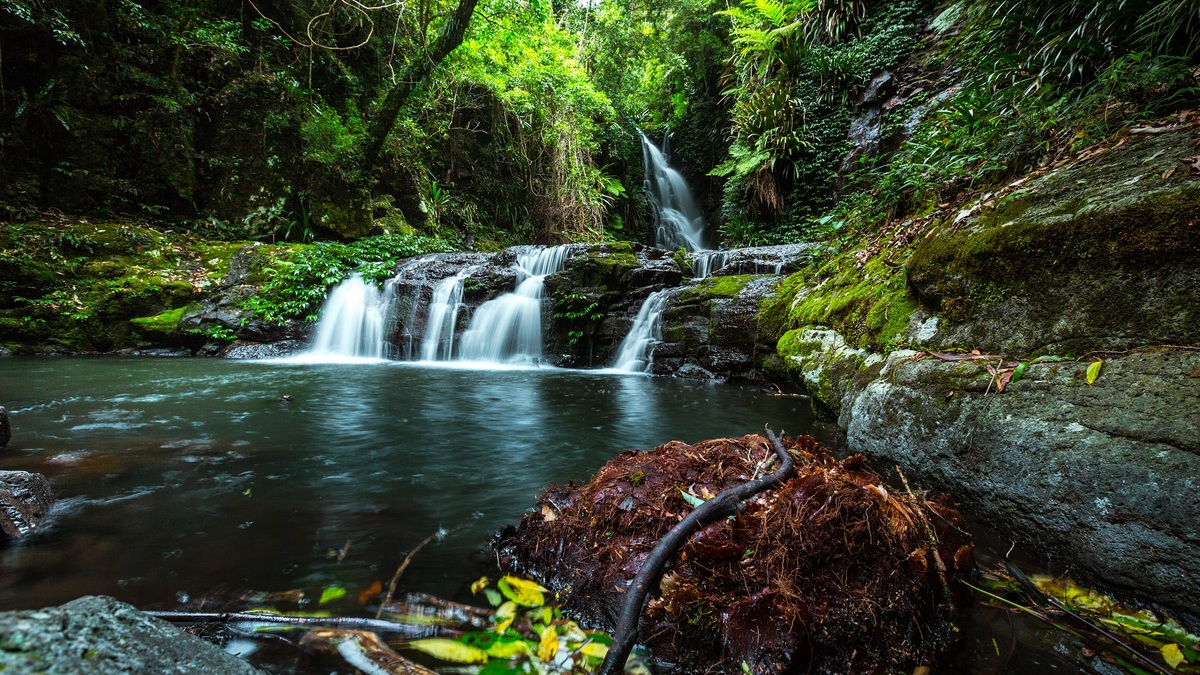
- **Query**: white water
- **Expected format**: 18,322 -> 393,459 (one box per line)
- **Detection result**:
301,274 -> 392,362
612,289 -> 671,373
455,246 -> 576,364
420,267 -> 477,361
692,251 -> 730,279
642,134 -> 706,252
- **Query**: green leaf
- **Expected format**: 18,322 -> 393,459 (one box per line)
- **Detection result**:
1086,360 -> 1102,385
679,488 -> 705,508
1012,361 -> 1029,382
318,586 -> 347,605
483,587 -> 503,607
406,638 -> 488,664
1162,643 -> 1186,669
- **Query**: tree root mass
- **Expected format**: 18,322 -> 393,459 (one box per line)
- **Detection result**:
496,434 -> 974,674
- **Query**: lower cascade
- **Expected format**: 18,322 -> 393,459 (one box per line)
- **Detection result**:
455,246 -> 575,364
612,289 -> 671,373
305,273 -> 393,361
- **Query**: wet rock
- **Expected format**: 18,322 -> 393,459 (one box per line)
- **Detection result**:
0,405 -> 9,448
0,346 -> 12,357
692,244 -> 814,277
0,470 -> 53,540
497,434 -> 972,674
783,331 -> 1200,622
220,340 -> 306,359
0,595 -> 263,673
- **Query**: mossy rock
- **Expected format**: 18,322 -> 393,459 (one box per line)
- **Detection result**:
907,128 -> 1200,354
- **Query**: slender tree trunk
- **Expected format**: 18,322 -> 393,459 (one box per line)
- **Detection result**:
362,0 -> 479,169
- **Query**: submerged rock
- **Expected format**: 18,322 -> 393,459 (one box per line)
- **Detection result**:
497,434 -> 972,674
0,470 -> 53,540
0,405 -> 10,448
0,595 -> 263,673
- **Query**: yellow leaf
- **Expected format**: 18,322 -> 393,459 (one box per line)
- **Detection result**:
498,575 -> 546,607
406,638 -> 488,664
485,639 -> 531,658
1086,360 -> 1102,385
537,626 -> 559,662
1161,643 -> 1186,669
579,641 -> 609,659
470,576 -> 489,595
494,600 -> 517,634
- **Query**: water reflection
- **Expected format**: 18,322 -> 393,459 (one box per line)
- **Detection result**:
0,358 -> 812,611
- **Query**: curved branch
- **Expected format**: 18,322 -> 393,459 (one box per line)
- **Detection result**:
598,427 -> 796,675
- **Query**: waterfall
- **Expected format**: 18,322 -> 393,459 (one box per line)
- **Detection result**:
612,289 -> 671,373
303,274 -> 392,362
642,134 -> 706,252
692,251 -> 730,279
419,267 -> 477,361
455,245 -> 576,364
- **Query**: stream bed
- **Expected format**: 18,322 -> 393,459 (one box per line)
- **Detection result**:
0,357 -> 1091,673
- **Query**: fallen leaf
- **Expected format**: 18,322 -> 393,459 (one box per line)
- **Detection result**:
1086,360 -> 1102,385
1191,366 -> 1200,378
494,600 -> 517,633
498,575 -> 546,607
995,368 -> 1014,393
538,625 -> 559,662
357,580 -> 383,605
1012,361 -> 1029,382
540,503 -> 557,522
319,586 -> 347,605
1162,165 -> 1177,180
406,638 -> 488,664
470,576 -> 489,595
1161,643 -> 1186,669
1183,155 -> 1200,174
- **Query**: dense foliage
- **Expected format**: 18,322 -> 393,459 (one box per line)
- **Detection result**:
2,0 -> 1196,249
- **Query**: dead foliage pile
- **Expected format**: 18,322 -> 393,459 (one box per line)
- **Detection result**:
495,434 -> 974,674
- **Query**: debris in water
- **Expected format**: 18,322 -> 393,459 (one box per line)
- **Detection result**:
495,434 -> 974,674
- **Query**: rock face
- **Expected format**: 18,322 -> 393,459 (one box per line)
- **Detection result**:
0,470 -> 53,540
0,595 -> 263,673
771,127 -> 1200,622
0,405 -> 10,448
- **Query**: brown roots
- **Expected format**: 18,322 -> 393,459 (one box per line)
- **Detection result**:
495,434 -> 974,674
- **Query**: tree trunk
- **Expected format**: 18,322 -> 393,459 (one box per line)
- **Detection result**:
362,0 -> 480,169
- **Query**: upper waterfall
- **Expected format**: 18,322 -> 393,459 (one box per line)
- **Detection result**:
642,134 -> 707,252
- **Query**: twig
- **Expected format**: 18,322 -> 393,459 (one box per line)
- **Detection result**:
598,426 -> 796,675
145,610 -> 435,637
376,520 -> 473,619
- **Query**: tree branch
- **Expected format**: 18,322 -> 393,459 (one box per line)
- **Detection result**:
598,426 -> 796,675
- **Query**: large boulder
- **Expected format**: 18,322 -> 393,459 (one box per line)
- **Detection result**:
0,595 -> 263,673
780,329 -> 1200,623
0,470 -> 53,540
906,125 -> 1200,355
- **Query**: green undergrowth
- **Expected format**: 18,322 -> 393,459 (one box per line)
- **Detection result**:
0,221 -> 235,351
239,233 -> 454,324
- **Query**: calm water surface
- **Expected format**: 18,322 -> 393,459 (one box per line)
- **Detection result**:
0,358 -> 812,610
0,358 -> 1087,673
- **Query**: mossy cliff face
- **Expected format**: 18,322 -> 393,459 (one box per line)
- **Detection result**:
761,128 -> 1200,622
906,126 -> 1200,355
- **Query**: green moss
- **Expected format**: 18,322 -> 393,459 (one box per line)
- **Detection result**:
676,274 -> 756,303
907,181 -> 1200,323
130,306 -> 189,333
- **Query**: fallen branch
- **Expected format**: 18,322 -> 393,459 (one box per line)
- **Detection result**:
145,610 -> 440,637
377,519 -> 475,619
598,426 -> 796,675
